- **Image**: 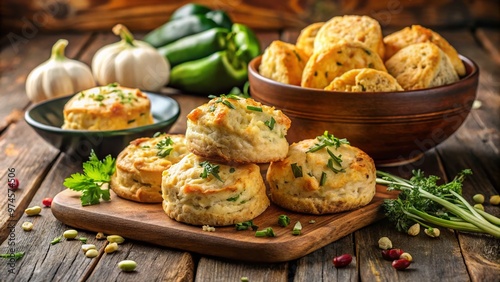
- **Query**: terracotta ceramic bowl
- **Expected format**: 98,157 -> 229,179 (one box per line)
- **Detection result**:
248,55 -> 479,166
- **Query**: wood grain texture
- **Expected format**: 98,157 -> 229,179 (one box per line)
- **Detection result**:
51,185 -> 397,263
3,0 -> 497,34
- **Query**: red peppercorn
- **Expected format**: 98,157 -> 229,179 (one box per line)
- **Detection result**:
8,178 -> 19,191
392,258 -> 411,270
42,197 -> 53,207
333,254 -> 352,268
381,248 -> 404,261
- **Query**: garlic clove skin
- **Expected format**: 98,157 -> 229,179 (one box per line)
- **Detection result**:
91,24 -> 170,92
25,39 -> 96,103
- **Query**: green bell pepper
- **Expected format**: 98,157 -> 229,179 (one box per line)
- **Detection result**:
231,23 -> 261,64
169,3 -> 212,20
157,27 -> 230,67
143,14 -> 219,48
169,50 -> 247,95
205,10 -> 233,30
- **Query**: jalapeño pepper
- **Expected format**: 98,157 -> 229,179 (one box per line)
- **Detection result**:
143,14 -> 219,48
169,50 -> 247,95
232,23 -> 261,64
169,3 -> 212,20
205,10 -> 233,30
157,27 -> 229,67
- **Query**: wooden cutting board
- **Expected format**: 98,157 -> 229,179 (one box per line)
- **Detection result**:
51,185 -> 397,263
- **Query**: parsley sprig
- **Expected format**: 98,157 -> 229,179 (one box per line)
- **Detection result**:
377,169 -> 500,238
155,136 -> 174,157
199,161 -> 223,182
63,150 -> 116,206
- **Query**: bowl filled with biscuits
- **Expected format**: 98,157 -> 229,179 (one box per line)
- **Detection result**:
25,84 -> 180,160
249,16 -> 479,166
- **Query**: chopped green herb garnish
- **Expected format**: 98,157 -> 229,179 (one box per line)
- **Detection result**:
307,131 -> 349,152
291,163 -> 303,178
51,236 -> 62,245
227,195 -> 240,202
320,172 -> 327,186
255,227 -> 275,237
127,119 -> 135,124
63,150 -> 115,206
222,100 -> 235,109
200,161 -> 223,182
79,237 -> 88,244
264,117 -> 276,130
278,215 -> 291,227
292,221 -> 302,236
246,105 -> 263,112
229,168 -> 236,173
156,136 -> 174,158
235,220 -> 258,231
326,148 -> 345,173
0,252 -> 25,260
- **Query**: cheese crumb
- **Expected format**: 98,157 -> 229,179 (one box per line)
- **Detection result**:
202,225 -> 215,232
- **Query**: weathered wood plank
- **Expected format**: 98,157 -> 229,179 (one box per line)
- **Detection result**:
1,0 -> 486,34
292,234 -> 357,282
0,121 -> 59,242
475,28 -> 500,65
195,257 -> 288,281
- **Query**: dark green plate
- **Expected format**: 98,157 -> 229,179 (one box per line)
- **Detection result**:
25,92 -> 180,161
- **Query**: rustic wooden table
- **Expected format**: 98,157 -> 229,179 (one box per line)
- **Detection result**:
0,26 -> 499,281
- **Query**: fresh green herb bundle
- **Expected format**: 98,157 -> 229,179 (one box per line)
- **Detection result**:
377,169 -> 500,238
63,150 -> 116,206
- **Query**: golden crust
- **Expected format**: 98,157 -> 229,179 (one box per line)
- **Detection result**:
301,41 -> 387,89
385,42 -> 459,90
296,22 -> 325,57
314,15 -> 385,59
62,85 -> 153,130
185,96 -> 291,164
162,153 -> 270,226
266,138 -> 376,214
110,134 -> 188,203
383,25 -> 465,76
324,68 -> 403,92
258,40 -> 310,86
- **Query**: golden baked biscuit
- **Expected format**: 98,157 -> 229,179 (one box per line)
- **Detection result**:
62,84 -> 153,130
301,41 -> 387,89
110,133 -> 188,203
162,153 -> 270,226
383,25 -> 465,76
266,132 -> 376,214
186,95 -> 291,163
258,40 -> 310,86
324,68 -> 403,92
314,15 -> 385,59
296,22 -> 325,57
385,42 -> 459,90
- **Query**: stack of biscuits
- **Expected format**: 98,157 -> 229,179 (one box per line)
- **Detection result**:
161,96 -> 291,226
110,95 -> 379,225
259,15 -> 464,91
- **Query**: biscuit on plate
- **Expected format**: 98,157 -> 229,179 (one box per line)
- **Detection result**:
266,131 -> 376,214
296,22 -> 325,57
385,42 -> 459,90
62,84 -> 153,130
324,68 -> 403,92
301,41 -> 387,89
258,40 -> 310,86
162,153 -> 270,226
314,15 -> 385,59
110,133 -> 188,203
383,25 -> 465,76
185,95 -> 291,163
